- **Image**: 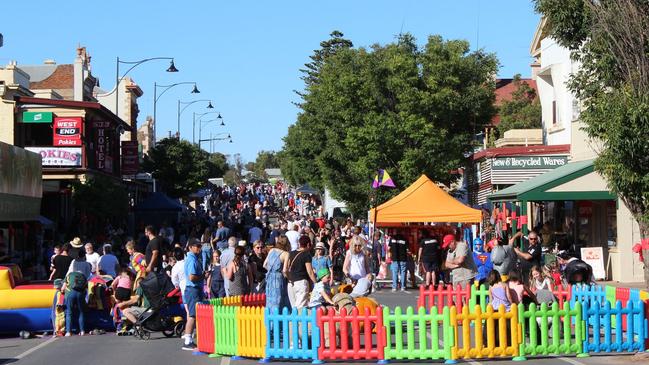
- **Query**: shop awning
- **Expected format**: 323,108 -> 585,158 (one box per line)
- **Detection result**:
488,159 -> 616,202
369,175 -> 482,224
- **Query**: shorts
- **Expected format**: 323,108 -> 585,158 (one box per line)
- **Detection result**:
115,287 -> 131,301
422,261 -> 439,273
127,306 -> 146,318
183,286 -> 204,317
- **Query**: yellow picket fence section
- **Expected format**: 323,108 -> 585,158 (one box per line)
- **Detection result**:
237,306 -> 266,358
450,304 -> 520,360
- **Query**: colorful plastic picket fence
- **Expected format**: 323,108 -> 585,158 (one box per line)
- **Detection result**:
316,306 -> 385,361
417,284 -> 470,314
570,284 -> 606,307
242,293 -> 266,307
552,285 -> 571,309
450,304 -> 520,360
214,306 -> 239,356
222,295 -> 242,306
264,307 -> 320,362
237,306 -> 266,358
468,284 -> 490,313
582,300 -> 646,353
517,301 -> 586,359
195,303 -> 215,354
382,306 -> 453,361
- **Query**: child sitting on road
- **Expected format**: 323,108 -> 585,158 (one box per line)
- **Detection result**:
308,268 -> 335,308
111,268 -> 133,303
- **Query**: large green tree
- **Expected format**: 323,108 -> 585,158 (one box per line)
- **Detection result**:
142,138 -> 225,198
71,175 -> 129,235
496,74 -> 542,137
282,32 -> 498,214
535,0 -> 649,286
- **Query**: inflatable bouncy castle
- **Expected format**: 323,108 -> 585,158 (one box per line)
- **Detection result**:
0,264 -> 55,334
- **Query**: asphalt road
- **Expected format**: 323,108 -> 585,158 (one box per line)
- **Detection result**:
1,289 -> 647,365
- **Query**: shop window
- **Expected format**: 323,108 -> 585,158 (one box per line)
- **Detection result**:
552,100 -> 558,125
607,200 -> 617,246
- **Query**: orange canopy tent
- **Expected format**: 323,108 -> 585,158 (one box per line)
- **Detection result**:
369,174 -> 481,225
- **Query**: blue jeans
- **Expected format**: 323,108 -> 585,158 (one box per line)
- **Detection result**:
390,261 -> 407,290
201,243 -> 213,272
65,289 -> 86,333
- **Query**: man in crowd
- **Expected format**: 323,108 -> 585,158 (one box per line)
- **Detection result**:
50,243 -> 73,281
181,240 -> 204,350
220,237 -> 237,296
145,225 -> 162,273
388,230 -> 409,292
444,234 -> 477,287
97,244 -> 119,277
213,221 -> 231,251
511,230 -> 542,283
84,243 -> 100,274
285,224 -> 300,251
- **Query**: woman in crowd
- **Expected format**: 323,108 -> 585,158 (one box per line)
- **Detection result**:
264,235 -> 290,310
225,246 -> 252,296
285,235 -> 315,309
343,236 -> 371,283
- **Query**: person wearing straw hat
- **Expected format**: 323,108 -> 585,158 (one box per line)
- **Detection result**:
68,237 -> 83,260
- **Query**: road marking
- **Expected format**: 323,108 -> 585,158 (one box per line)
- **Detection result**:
220,356 -> 230,365
14,336 -> 57,360
554,355 -> 587,365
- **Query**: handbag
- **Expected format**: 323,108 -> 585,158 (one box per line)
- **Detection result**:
377,262 -> 388,280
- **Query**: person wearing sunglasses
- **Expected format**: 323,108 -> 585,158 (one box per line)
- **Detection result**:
511,230 -> 542,283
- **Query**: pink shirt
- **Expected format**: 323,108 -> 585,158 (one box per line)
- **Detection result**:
114,275 -> 132,290
508,282 -> 524,304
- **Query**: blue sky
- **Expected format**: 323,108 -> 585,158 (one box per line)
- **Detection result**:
1,0 -> 540,162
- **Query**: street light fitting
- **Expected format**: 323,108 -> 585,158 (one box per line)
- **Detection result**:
166,59 -> 179,72
207,101 -> 214,109
191,84 -> 200,93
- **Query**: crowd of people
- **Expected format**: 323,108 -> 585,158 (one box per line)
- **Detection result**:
46,181 -> 595,350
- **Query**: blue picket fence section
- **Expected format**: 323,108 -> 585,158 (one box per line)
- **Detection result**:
570,284 -> 606,307
582,300 -> 646,354
264,307 -> 320,363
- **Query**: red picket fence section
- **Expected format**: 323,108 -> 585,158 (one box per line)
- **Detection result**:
417,284 -> 470,314
242,293 -> 266,307
316,306 -> 385,361
616,287 -> 631,330
196,303 -> 215,354
553,285 -> 571,309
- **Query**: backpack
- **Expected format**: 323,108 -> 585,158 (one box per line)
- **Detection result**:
67,271 -> 87,292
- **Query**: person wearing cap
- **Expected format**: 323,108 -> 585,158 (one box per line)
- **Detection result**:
417,230 -> 441,287
308,268 -> 335,308
181,239 -> 205,351
312,241 -> 333,285
444,234 -> 477,287
388,230 -> 409,292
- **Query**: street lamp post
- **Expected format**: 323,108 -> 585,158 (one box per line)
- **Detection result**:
154,81 -> 199,140
194,111 -> 224,144
198,133 -> 232,153
177,100 -> 213,143
109,57 -> 178,126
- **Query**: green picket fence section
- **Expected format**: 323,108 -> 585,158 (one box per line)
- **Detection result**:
469,284 -> 490,313
382,306 -> 453,361
210,298 -> 223,306
214,305 -> 239,356
517,301 -> 587,359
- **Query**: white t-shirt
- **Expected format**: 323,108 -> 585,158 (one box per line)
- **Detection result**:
286,230 -> 300,251
86,252 -> 101,273
68,259 -> 92,279
98,253 -> 119,277
171,259 -> 186,295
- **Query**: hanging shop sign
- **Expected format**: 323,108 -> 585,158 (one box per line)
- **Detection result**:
53,117 -> 83,146
121,141 -> 139,176
492,155 -> 569,170
25,147 -> 82,167
93,121 -> 112,173
22,111 -> 53,123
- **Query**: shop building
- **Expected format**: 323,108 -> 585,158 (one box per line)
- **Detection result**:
484,19 -> 644,283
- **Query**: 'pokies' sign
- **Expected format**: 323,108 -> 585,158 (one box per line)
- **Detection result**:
53,117 -> 83,146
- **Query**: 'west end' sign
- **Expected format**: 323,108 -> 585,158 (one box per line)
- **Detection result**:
492,155 -> 568,170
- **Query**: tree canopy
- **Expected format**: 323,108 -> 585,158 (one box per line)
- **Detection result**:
535,0 -> 649,284
281,32 -> 498,214
496,74 -> 542,137
142,138 -> 228,198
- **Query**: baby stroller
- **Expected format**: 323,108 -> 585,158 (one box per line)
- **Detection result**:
132,272 -> 185,340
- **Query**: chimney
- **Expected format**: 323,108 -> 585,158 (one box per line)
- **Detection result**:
43,59 -> 56,65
